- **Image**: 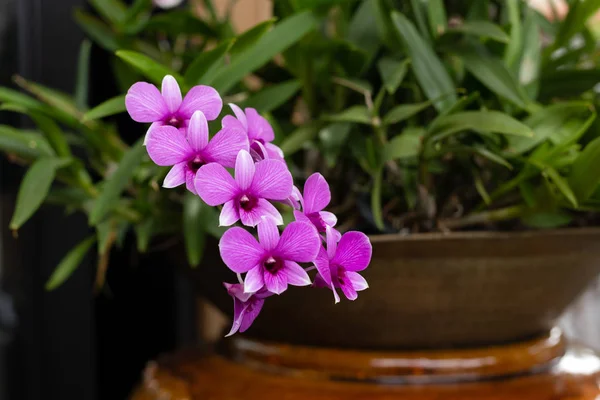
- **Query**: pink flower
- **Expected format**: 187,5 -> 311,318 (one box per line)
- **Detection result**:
294,173 -> 340,238
314,227 -> 371,302
195,150 -> 292,226
146,111 -> 248,194
223,104 -> 284,161
125,75 -> 222,142
223,282 -> 272,336
219,218 -> 320,294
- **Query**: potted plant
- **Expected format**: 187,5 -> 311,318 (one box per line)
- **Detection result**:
1,0 -> 600,389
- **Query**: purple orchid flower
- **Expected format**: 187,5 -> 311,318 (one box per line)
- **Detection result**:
195,150 -> 292,226
314,226 -> 371,302
294,173 -> 340,239
223,282 -> 272,336
145,110 -> 248,194
219,217 -> 320,294
125,75 -> 222,143
223,104 -> 284,161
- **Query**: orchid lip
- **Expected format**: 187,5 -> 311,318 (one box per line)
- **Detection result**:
238,194 -> 257,211
263,256 -> 283,274
187,156 -> 204,173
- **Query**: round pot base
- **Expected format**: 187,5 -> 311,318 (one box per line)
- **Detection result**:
131,330 -> 600,399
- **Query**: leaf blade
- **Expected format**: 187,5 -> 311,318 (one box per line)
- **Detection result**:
45,236 -> 96,290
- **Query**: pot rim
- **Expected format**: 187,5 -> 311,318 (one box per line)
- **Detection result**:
368,226 -> 600,243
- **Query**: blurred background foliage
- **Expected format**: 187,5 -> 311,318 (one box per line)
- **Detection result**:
0,0 -> 599,286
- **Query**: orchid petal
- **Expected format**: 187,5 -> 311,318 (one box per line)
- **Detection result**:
325,225 -> 338,260
264,142 -> 285,161
331,283 -> 341,303
251,159 -> 293,200
293,210 -> 311,224
225,296 -> 247,337
303,173 -> 330,214
275,221 -> 320,263
161,75 -> 182,114
239,198 -> 283,227
346,271 -> 369,291
320,211 -> 337,227
246,108 -> 274,142
224,282 -> 253,302
340,280 -> 358,301
185,169 -> 197,195
222,114 -> 245,130
257,217 -> 280,251
229,103 -> 248,130
239,297 -> 265,333
219,200 -> 240,226
283,261 -> 311,287
195,163 -> 238,206
263,271 -> 288,295
203,126 -> 248,168
145,125 -> 192,166
163,162 -> 187,188
219,227 -> 264,273
179,85 -> 222,120
313,246 -> 332,286
125,82 -> 168,123
244,266 -> 265,293
235,150 -> 255,190
332,231 -> 372,272
187,110 -> 209,152
144,121 -> 163,145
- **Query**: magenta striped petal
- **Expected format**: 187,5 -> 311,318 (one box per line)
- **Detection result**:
187,110 -> 209,152
283,261 -> 311,286
245,107 -> 274,142
313,246 -> 331,286
244,266 -> 265,293
195,163 -> 238,206
263,270 -> 287,295
234,150 -> 255,190
275,221 -> 320,263
126,82 -> 168,123
346,271 -> 369,291
239,298 -> 265,333
161,75 -> 182,114
239,198 -> 282,227
229,103 -> 248,129
332,231 -> 372,272
145,125 -> 192,166
251,159 -> 293,200
340,280 -> 358,301
325,225 -> 338,260
303,173 -> 330,214
179,85 -> 222,120
219,227 -> 264,273
163,162 -> 187,188
203,126 -> 248,168
219,200 -> 239,226
257,217 -> 280,251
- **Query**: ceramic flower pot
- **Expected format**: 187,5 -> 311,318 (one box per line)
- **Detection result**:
193,227 -> 600,349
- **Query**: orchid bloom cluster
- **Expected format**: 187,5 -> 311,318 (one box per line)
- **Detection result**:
125,75 -> 373,336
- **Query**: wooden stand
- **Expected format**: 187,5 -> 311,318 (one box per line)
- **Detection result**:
131,329 -> 600,399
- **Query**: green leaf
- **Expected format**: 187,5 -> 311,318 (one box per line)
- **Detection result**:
427,0 -> 447,37
569,137 -> 600,202
211,11 -> 319,93
279,123 -> 319,156
230,19 -> 276,60
115,50 -> 181,86
390,12 -> 457,112
538,163 -> 578,207
409,0 -> 431,42
242,80 -> 301,113
0,125 -> 54,158
29,112 -> 72,158
324,105 -> 371,124
292,0 -> 353,9
83,95 -> 126,121
145,10 -> 216,36
10,157 -> 71,230
89,0 -> 127,24
96,219 -> 115,254
183,194 -> 206,267
319,122 -> 352,167
459,49 -> 528,108
45,236 -> 96,290
469,146 -> 513,169
74,9 -> 120,52
134,218 -> 153,253
89,139 -> 146,225
539,69 -> 600,100
184,39 -> 235,86
551,0 -> 600,52
445,21 -> 509,43
522,212 -> 572,229
377,58 -> 409,94
346,0 -> 382,69
371,168 -> 385,231
506,102 -> 596,155
429,111 -> 534,142
440,91 -> 480,116
504,0 -> 522,71
519,10 -> 541,99
383,100 -> 431,125
383,128 -> 423,161
75,40 -> 92,109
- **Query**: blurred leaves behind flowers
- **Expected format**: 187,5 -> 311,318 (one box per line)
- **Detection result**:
0,0 -> 599,287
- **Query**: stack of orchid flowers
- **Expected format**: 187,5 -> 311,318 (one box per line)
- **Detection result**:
125,75 -> 372,335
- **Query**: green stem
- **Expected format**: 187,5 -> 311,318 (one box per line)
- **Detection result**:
439,205 -> 527,230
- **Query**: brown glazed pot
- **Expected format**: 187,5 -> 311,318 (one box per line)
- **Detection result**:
194,227 -> 600,349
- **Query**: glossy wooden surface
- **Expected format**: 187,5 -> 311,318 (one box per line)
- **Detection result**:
131,334 -> 600,399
